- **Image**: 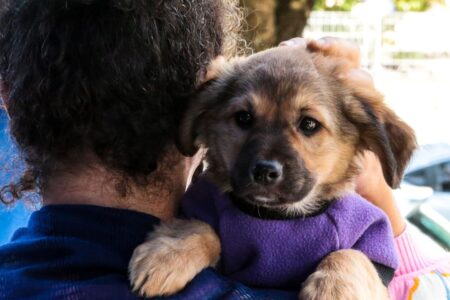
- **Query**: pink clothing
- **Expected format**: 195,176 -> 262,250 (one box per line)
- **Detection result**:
390,226 -> 450,300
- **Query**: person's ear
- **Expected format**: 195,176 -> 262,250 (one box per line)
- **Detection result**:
342,84 -> 417,188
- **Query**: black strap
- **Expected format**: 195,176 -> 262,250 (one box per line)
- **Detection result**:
372,262 -> 395,287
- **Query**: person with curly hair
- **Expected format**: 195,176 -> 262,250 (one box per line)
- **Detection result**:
0,0 -> 295,298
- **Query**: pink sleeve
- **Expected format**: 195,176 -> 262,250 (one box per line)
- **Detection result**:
388,226 -> 450,300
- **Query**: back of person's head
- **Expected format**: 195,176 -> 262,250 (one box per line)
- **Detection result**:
0,0 -> 241,202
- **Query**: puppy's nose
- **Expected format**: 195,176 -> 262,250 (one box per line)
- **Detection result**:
251,160 -> 283,186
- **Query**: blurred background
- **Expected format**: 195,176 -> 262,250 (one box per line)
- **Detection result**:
1,0 -> 450,252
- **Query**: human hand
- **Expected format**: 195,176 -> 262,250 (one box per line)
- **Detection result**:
355,151 -> 406,236
280,37 -> 359,65
280,37 -> 374,90
355,151 -> 391,206
307,37 -> 360,68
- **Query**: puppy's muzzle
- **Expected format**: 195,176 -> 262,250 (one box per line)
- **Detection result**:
251,160 -> 283,186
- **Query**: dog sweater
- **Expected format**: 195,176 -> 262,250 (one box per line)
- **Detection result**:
181,178 -> 399,290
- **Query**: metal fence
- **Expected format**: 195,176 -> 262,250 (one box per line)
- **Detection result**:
303,11 -> 450,69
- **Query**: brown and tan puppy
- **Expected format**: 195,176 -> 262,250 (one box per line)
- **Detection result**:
129,46 -> 416,299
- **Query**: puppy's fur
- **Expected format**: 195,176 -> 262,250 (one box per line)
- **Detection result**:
129,46 -> 416,299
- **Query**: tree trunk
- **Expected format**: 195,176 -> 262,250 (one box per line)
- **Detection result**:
275,0 -> 315,45
240,0 -> 315,51
240,0 -> 277,51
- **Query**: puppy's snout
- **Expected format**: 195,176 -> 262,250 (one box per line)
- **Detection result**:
251,160 -> 283,186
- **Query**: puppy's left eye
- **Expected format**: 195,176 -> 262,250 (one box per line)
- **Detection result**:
234,111 -> 253,129
299,117 -> 321,136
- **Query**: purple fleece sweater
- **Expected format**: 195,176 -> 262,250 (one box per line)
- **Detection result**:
181,178 -> 399,290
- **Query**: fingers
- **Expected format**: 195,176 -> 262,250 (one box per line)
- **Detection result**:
278,37 -> 308,48
279,37 -> 375,90
279,37 -> 361,68
308,37 -> 372,88
340,69 -> 375,90
307,37 -> 361,68
355,151 -> 383,193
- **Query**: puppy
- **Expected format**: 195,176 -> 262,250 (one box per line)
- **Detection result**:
129,46 -> 416,299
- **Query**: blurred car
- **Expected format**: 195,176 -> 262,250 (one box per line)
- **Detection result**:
394,182 -> 433,215
398,143 -> 450,251
407,196 -> 450,251
404,143 -> 450,192
390,183 -> 450,253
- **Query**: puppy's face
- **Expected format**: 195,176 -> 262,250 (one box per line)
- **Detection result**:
179,47 -> 416,216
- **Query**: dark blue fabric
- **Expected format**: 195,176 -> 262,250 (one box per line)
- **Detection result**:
0,205 -> 297,300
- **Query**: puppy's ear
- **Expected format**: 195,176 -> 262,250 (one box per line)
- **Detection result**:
343,85 -> 417,188
379,107 -> 417,187
176,79 -> 217,156
177,56 -> 234,156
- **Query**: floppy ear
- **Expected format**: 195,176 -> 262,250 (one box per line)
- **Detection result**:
343,86 -> 417,188
380,107 -> 417,187
176,56 -> 237,156
176,79 -> 217,156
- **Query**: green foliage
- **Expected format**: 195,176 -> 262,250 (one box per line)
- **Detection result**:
394,0 -> 446,11
394,0 -> 429,11
313,0 -> 362,11
313,0 -> 446,12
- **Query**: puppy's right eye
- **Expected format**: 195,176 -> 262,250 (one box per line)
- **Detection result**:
299,117 -> 321,136
234,111 -> 253,129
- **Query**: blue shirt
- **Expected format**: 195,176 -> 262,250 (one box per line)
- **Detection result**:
0,205 -> 297,300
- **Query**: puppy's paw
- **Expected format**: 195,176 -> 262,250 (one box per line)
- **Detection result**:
299,249 -> 389,300
129,219 -> 221,297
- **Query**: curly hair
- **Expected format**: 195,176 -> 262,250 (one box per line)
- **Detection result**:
0,0 -> 242,204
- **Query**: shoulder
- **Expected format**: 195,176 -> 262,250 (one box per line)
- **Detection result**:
0,237 -> 138,300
